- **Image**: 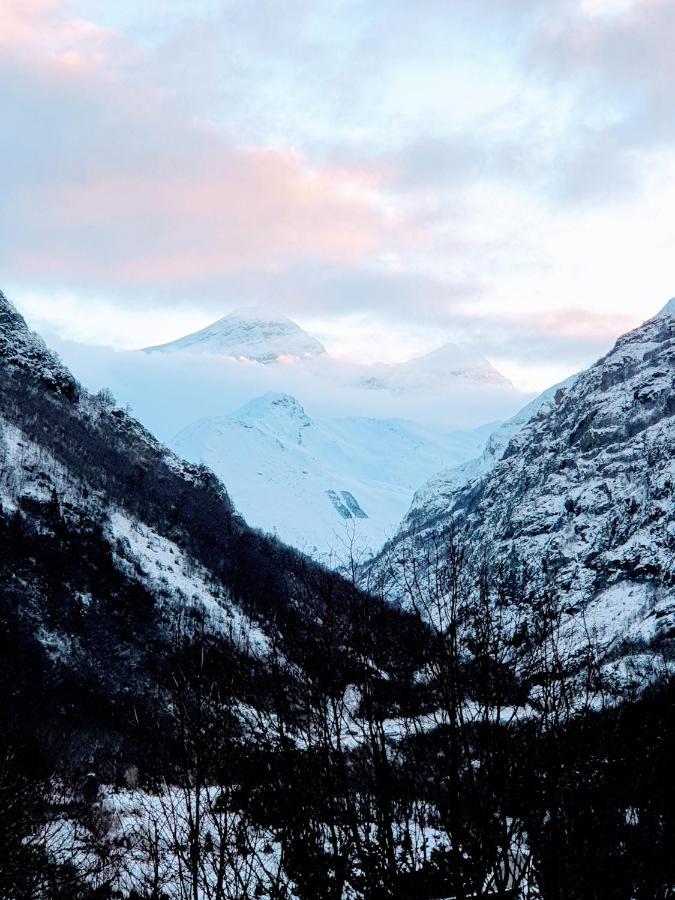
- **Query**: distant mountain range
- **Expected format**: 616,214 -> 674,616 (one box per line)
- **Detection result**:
141,307 -> 515,557
143,305 -> 513,395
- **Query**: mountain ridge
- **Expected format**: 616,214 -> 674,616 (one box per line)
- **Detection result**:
374,305 -> 675,670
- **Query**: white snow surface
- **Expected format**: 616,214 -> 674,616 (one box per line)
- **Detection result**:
143,305 -> 326,363
171,392 -> 494,561
109,510 -> 269,652
0,415 -> 93,513
356,341 -> 511,392
0,409 -> 269,655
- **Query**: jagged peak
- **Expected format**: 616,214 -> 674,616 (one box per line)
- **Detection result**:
0,288 -> 30,333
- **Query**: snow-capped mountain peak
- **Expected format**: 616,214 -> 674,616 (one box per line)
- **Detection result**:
358,341 -> 512,392
231,392 -> 312,444
234,392 -> 310,423
405,342 -> 510,384
143,306 -> 326,363
0,290 -> 79,400
0,288 -> 22,325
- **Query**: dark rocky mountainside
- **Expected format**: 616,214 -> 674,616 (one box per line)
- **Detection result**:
377,305 -> 675,672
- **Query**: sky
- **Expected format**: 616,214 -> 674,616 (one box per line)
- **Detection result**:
1,0 -> 674,391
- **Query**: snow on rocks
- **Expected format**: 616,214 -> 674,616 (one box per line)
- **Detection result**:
109,510 -> 269,653
378,305 -> 675,670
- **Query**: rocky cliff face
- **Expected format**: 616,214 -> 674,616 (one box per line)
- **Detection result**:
379,305 -> 675,667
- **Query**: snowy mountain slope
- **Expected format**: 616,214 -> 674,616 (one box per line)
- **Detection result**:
356,342 -> 512,392
0,288 -> 427,748
171,393 -> 493,560
0,294 -> 254,637
404,374 -> 580,529
143,306 -> 326,362
654,297 -> 675,319
377,301 -> 675,665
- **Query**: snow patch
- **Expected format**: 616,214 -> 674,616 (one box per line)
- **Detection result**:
108,510 -> 269,653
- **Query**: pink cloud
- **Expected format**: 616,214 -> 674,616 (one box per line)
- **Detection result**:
16,149 -> 396,284
0,0 -> 119,70
0,1 -> 406,290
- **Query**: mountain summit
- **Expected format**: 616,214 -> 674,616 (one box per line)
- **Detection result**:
358,342 -> 512,392
0,289 -> 79,399
143,306 -> 326,363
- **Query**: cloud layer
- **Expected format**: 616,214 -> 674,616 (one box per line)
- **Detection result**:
1,0 -> 673,388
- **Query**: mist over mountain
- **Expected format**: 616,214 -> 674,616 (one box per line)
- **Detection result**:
356,342 -> 511,392
136,310 -> 514,557
42,308 -> 527,444
144,305 -> 512,390
143,306 -> 327,363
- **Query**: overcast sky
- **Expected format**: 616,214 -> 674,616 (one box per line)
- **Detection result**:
2,0 -> 674,389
